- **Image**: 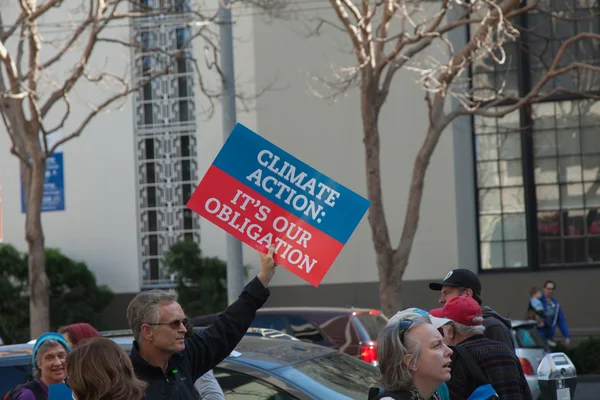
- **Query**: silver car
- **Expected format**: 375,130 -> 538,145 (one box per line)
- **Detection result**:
511,319 -> 547,400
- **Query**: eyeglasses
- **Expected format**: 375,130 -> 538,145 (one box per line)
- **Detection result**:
398,319 -> 414,343
147,318 -> 189,330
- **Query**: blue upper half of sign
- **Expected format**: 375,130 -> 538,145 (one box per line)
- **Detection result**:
49,382 -> 73,400
212,124 -> 371,244
21,152 -> 65,213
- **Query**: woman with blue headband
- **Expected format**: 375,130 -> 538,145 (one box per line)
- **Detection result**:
10,332 -> 71,400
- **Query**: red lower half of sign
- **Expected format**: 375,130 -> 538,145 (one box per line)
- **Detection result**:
187,165 -> 344,287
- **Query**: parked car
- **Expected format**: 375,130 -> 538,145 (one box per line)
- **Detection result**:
511,319 -> 547,400
192,307 -> 389,366
0,333 -> 381,399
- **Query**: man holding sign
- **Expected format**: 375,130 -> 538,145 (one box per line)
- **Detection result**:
127,247 -> 276,400
187,123 -> 370,286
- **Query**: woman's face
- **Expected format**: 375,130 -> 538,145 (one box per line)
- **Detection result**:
38,344 -> 68,384
409,324 -> 453,384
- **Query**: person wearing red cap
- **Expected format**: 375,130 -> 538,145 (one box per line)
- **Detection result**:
428,268 -> 516,351
430,297 -> 531,400
58,323 -> 100,348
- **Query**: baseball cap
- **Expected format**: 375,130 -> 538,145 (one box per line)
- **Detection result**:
428,268 -> 482,295
387,307 -> 452,330
430,296 -> 484,326
32,332 -> 71,366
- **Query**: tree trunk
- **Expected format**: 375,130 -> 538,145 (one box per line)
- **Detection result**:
360,84 -> 402,317
24,157 -> 50,338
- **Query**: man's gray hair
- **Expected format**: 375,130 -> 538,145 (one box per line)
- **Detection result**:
127,289 -> 179,342
32,339 -> 65,378
376,316 -> 430,392
453,321 -> 486,337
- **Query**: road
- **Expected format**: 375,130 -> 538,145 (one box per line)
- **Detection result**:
573,381 -> 600,400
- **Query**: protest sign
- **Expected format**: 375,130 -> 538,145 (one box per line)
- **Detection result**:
49,382 -> 72,400
186,124 -> 370,286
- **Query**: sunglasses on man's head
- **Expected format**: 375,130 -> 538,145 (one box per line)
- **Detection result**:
398,319 -> 414,343
147,318 -> 189,330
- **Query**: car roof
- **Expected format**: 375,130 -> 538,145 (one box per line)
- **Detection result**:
0,332 -> 317,369
225,335 -> 335,370
191,307 -> 384,325
258,307 -> 383,314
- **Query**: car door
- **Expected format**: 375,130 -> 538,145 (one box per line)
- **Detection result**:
213,365 -> 311,400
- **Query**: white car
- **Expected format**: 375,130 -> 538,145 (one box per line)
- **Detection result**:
511,319 -> 547,400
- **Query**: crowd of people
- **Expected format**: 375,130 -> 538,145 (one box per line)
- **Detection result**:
4,249 -> 570,400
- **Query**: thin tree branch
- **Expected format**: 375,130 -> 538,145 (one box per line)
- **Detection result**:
375,0 -> 395,65
48,63 -> 176,154
16,23 -> 26,81
40,0 -> 115,118
461,33 -> 600,118
328,0 -> 368,65
22,15 -> 96,80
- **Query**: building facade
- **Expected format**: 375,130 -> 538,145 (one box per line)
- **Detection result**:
0,1 -> 597,337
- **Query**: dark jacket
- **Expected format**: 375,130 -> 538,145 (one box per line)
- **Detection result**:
482,306 -> 516,351
447,335 -> 532,400
130,277 -> 269,400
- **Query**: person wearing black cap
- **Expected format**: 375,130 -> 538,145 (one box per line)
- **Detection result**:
429,269 -> 516,351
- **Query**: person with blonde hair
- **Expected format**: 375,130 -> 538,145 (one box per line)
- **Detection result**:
65,337 -> 146,400
369,308 -> 453,400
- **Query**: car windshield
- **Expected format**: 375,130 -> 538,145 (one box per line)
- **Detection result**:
354,312 -> 388,340
277,352 -> 380,399
514,324 -> 545,348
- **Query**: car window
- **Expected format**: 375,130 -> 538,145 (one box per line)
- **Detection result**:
0,365 -> 31,395
279,352 -> 380,399
251,316 -> 288,333
286,316 -> 327,343
214,369 -> 298,399
353,313 -> 387,340
514,325 -> 545,348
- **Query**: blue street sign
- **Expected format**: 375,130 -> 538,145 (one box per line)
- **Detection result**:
21,152 -> 66,213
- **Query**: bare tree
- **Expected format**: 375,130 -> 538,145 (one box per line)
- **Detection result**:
310,0 -> 600,316
0,0 -> 285,338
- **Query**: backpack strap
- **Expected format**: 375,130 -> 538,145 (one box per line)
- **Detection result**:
454,345 -> 489,386
8,380 -> 45,400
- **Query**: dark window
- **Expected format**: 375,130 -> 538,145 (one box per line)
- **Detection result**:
145,138 -> 154,160
0,365 -> 31,395
148,210 -> 157,232
214,369 -> 297,399
178,76 -> 188,97
149,234 -> 158,255
180,135 -> 190,157
250,315 -> 287,332
149,258 -> 159,281
514,324 -> 546,349
353,312 -> 388,340
183,208 -> 193,230
286,316 -> 327,344
181,159 -> 191,182
182,183 -> 192,204
147,186 -> 156,208
146,162 -> 156,184
179,100 -> 189,122
279,353 -> 380,400
473,2 -> 600,271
